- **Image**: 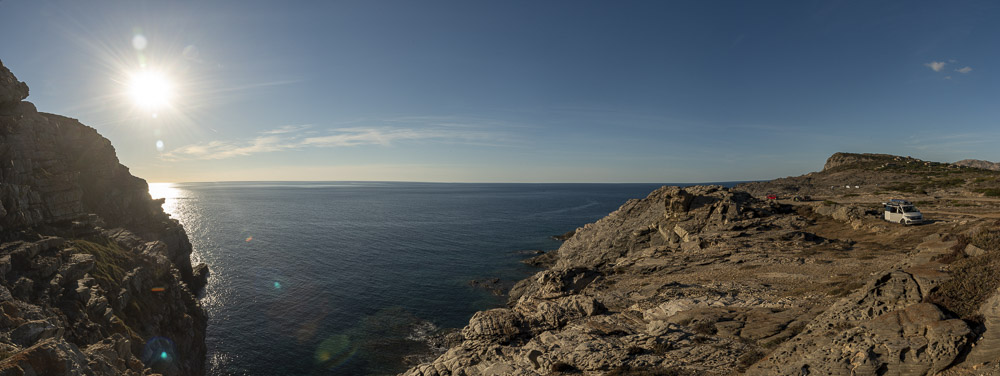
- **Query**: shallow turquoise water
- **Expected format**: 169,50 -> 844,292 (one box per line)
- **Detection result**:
151,182 -> 687,375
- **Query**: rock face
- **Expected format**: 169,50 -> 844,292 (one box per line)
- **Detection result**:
404,178 -> 1000,374
0,59 -> 206,375
955,158 -> 1000,171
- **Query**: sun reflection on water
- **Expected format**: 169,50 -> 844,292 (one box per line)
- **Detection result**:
148,182 -> 181,218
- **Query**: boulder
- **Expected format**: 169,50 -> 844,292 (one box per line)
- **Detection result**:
964,243 -> 987,257
191,263 -> 210,293
461,309 -> 525,343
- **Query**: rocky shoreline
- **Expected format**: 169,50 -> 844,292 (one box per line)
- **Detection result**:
404,159 -> 1000,375
5,53 -> 1000,375
1,60 -> 208,375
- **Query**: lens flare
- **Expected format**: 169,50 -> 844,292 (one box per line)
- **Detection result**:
314,334 -> 358,369
132,34 -> 148,50
141,337 -> 176,372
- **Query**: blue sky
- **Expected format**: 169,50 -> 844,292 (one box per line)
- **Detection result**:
1,0 -> 998,182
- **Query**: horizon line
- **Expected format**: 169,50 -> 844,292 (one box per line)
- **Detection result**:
147,179 -> 761,185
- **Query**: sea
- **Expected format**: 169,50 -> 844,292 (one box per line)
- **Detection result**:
147,182 -> 733,375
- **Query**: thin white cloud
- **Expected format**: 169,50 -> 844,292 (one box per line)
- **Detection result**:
924,61 -> 947,72
163,124 -> 499,161
956,66 -> 973,74
944,76 -> 952,80
165,135 -> 297,160
262,124 -> 312,134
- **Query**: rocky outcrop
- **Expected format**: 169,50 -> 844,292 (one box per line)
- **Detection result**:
404,186 -> 822,375
0,62 -> 28,113
822,152 -> 921,171
405,175 -> 999,374
0,59 -> 206,375
955,158 -> 1000,171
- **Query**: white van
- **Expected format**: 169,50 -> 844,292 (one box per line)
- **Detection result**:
883,199 -> 924,224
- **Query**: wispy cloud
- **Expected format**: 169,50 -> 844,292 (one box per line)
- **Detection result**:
924,61 -> 947,72
903,132 -> 999,152
262,124 -> 312,134
956,66 -> 973,74
165,135 -> 298,160
163,123 -> 500,161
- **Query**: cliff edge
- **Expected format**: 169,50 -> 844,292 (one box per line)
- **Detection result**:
0,60 -> 207,375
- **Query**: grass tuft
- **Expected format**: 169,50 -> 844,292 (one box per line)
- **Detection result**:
71,239 -> 136,292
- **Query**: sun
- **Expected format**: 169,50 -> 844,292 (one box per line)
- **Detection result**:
128,70 -> 173,110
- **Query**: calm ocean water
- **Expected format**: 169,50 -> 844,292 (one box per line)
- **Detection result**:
149,182 -> 727,375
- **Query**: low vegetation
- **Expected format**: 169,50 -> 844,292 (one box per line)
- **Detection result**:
71,238 -> 137,292
975,188 -> 1000,197
926,228 -> 1000,322
736,347 -> 768,372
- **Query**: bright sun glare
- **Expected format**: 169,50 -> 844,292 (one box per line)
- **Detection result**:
128,70 -> 173,110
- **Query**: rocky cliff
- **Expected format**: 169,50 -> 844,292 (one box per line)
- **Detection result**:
404,159 -> 1000,375
0,60 -> 207,375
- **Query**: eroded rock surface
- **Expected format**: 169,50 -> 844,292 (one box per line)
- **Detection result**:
404,180 -> 996,375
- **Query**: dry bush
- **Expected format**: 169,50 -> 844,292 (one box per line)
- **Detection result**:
926,228 -> 1000,323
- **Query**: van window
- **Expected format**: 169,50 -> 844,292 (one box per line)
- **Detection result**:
902,206 -> 917,213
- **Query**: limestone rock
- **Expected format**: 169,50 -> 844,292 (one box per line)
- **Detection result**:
462,309 -> 525,343
964,291 -> 1000,365
965,243 -> 987,257
754,303 -> 968,376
